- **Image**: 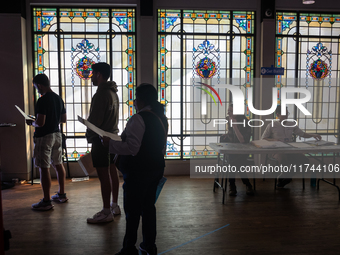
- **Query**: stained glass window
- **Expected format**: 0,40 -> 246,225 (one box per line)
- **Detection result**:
33,7 -> 136,160
158,10 -> 255,158
276,12 -> 340,143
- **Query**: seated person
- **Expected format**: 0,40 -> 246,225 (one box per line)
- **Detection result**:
220,104 -> 254,196
261,106 -> 321,188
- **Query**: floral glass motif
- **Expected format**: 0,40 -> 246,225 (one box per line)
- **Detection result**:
193,40 -> 219,82
196,57 -> 216,78
309,59 -> 329,80
306,42 -> 332,85
76,56 -> 95,80
71,39 -> 100,84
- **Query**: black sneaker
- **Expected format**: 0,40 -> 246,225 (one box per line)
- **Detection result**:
229,185 -> 237,196
115,248 -> 138,255
139,244 -> 157,255
31,199 -> 54,211
277,178 -> 291,189
246,185 -> 254,195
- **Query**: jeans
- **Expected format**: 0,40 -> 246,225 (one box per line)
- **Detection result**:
122,169 -> 164,252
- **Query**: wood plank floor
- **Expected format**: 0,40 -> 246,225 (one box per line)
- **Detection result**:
2,176 -> 340,255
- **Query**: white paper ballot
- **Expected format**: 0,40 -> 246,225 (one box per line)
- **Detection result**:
288,142 -> 312,148
15,105 -> 35,120
78,116 -> 122,141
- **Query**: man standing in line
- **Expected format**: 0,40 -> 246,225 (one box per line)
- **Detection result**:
27,73 -> 68,211
86,62 -> 121,223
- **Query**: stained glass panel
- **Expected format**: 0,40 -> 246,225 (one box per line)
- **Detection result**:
276,12 -> 340,142
33,7 -> 136,160
158,10 -> 255,159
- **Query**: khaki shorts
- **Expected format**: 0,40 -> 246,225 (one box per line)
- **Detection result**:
34,132 -> 63,168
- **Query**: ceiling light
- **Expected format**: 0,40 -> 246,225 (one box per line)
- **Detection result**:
303,0 -> 315,4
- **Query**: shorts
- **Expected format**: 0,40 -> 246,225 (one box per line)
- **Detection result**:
91,137 -> 115,168
34,132 -> 63,168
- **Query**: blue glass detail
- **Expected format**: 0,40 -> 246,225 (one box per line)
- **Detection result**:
166,141 -> 178,152
165,17 -> 177,29
282,20 -> 293,32
116,17 -> 128,29
236,19 -> 247,31
41,16 -> 54,29
193,40 -> 216,55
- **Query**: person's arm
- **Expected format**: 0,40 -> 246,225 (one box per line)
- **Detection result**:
261,123 -> 278,141
232,122 -> 245,143
26,114 -> 46,127
102,114 -> 145,155
293,126 -> 321,141
87,93 -> 107,127
60,113 -> 66,123
301,133 -> 322,140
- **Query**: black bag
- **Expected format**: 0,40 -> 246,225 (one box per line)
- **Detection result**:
220,134 -> 231,143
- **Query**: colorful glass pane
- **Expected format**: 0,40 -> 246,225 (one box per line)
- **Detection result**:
32,7 -> 136,160
309,59 -> 329,79
75,56 -> 95,80
195,57 -> 216,79
158,10 -> 254,158
275,12 -> 340,139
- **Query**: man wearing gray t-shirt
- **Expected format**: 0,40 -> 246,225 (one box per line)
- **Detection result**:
261,106 -> 321,188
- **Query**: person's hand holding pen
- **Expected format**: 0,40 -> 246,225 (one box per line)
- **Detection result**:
101,136 -> 111,148
312,134 -> 322,141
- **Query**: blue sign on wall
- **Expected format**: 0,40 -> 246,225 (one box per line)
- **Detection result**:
261,65 -> 284,75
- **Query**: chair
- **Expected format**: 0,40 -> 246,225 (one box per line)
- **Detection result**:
264,154 -> 305,190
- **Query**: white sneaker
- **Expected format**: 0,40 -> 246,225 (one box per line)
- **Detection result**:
51,192 -> 68,203
87,211 -> 113,224
110,204 -> 121,215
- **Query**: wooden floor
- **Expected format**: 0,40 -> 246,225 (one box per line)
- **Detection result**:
2,176 -> 340,255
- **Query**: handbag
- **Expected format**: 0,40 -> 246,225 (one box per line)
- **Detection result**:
145,110 -> 168,203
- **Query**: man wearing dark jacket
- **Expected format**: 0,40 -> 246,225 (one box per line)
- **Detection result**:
86,62 -> 121,223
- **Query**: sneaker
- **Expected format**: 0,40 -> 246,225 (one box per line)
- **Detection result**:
111,204 -> 121,215
229,185 -> 237,196
277,178 -> 291,189
31,199 -> 54,211
246,185 -> 254,195
87,210 -> 113,224
139,244 -> 157,255
115,247 -> 138,255
51,192 -> 68,203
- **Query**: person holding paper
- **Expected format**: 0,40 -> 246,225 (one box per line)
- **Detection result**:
102,84 -> 168,255
261,106 -> 321,188
27,74 -> 68,210
86,62 -> 121,224
220,104 -> 254,196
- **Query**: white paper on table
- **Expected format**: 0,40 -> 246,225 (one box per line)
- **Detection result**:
252,140 -> 291,148
77,115 -> 122,141
288,142 -> 312,148
304,140 -> 335,146
15,105 -> 35,120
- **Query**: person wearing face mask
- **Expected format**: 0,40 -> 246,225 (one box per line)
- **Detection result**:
261,105 -> 321,188
102,83 -> 168,255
